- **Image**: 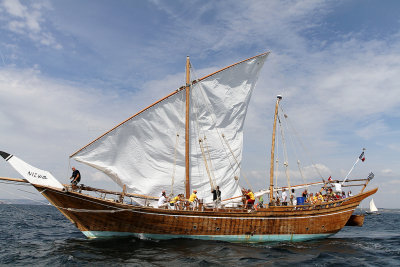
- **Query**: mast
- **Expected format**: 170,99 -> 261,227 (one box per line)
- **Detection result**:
185,56 -> 191,198
269,95 -> 282,204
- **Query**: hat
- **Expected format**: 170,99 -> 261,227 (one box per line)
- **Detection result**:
193,190 -> 197,193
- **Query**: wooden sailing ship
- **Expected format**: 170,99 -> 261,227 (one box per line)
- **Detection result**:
0,52 -> 377,242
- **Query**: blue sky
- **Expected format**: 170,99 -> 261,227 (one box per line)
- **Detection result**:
0,0 -> 399,208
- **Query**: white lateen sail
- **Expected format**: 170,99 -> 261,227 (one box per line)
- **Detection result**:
70,53 -> 268,204
369,198 -> 378,213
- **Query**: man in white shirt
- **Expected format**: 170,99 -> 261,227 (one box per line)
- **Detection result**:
157,191 -> 169,209
282,189 -> 288,206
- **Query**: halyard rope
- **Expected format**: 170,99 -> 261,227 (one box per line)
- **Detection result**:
222,134 -> 252,190
199,137 -> 216,189
170,133 -> 180,196
278,114 -> 292,195
280,104 -> 324,181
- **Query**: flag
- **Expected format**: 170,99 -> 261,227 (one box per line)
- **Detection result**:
359,151 -> 365,162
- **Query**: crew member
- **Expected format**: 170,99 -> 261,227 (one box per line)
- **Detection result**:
211,186 -> 221,210
157,191 -> 169,209
189,190 -> 199,210
245,189 -> 255,209
70,167 -> 81,186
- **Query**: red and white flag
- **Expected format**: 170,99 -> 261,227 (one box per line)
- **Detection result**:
359,151 -> 365,162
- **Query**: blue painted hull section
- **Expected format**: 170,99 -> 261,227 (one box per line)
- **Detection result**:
82,231 -> 334,242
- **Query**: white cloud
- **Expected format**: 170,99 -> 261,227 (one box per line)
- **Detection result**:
381,169 -> 395,176
356,120 -> 389,140
1,68 -> 88,132
2,0 -> 26,17
0,67 -> 130,161
245,32 -> 400,165
0,0 -> 61,49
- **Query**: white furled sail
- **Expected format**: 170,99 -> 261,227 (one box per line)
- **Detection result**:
369,198 -> 378,213
0,151 -> 64,189
70,53 -> 268,204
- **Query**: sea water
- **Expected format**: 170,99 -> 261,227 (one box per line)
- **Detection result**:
0,205 -> 399,266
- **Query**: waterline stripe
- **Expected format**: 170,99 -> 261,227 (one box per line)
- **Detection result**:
82,231 -> 333,242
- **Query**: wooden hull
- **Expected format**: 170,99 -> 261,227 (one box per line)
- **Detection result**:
345,214 -> 365,227
36,185 -> 377,242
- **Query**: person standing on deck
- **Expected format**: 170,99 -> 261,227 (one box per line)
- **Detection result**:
258,195 -> 264,208
211,186 -> 221,210
189,190 -> 199,210
245,189 -> 255,209
282,189 -> 288,206
302,189 -> 308,199
70,167 -> 81,186
290,194 -> 297,206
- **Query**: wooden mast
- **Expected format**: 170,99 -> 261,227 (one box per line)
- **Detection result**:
185,56 -> 191,198
269,95 -> 282,204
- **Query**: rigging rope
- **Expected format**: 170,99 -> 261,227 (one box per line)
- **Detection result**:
222,134 -> 252,190
277,114 -> 292,195
297,160 -> 306,184
169,85 -> 185,196
203,136 -> 217,188
280,107 -> 307,184
198,138 -> 216,189
274,119 -> 280,190
190,85 -> 209,193
170,133 -> 180,196
56,206 -> 129,213
280,105 -> 325,182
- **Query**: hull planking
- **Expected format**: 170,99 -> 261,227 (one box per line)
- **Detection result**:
35,185 -> 377,242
